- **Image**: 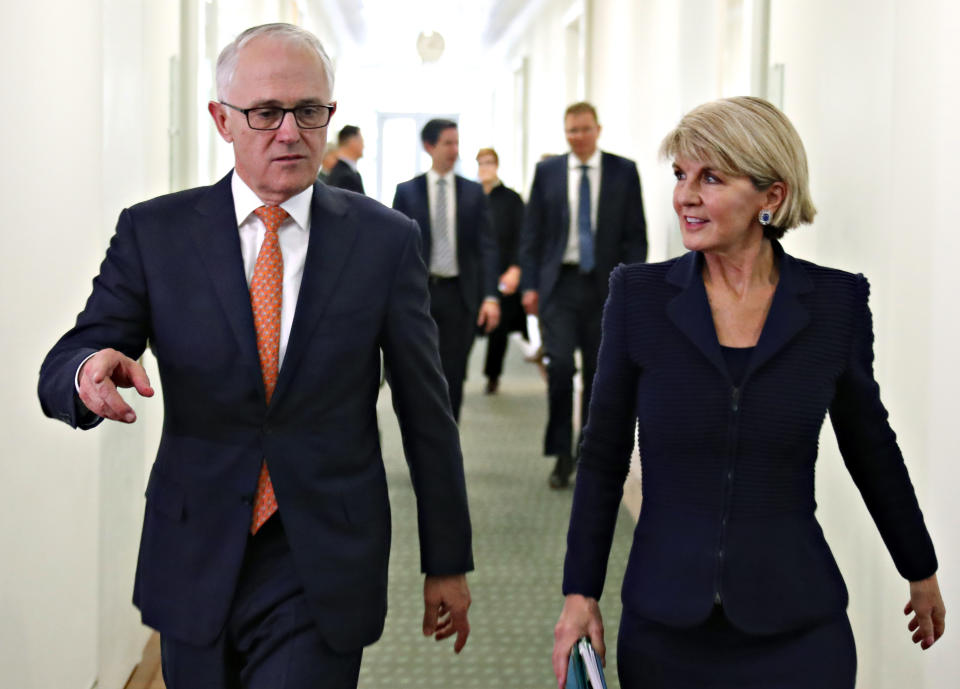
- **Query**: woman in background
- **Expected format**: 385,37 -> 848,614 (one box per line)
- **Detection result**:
552,96 -> 945,688
476,147 -> 528,394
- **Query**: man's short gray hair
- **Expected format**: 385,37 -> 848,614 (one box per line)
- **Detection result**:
215,23 -> 335,101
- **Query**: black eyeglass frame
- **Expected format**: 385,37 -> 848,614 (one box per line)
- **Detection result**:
218,101 -> 336,130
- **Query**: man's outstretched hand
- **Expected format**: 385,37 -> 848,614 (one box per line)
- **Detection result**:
77,348 -> 154,423
423,573 -> 471,653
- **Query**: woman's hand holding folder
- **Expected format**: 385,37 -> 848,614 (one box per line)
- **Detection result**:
552,594 -> 606,688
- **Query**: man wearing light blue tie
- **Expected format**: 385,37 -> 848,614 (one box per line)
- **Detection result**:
519,103 -> 648,488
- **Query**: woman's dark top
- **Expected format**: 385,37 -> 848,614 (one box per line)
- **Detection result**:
562,242 -> 937,636
486,182 -> 525,273
719,345 -> 753,388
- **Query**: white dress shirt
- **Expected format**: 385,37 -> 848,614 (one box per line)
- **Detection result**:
76,172 -> 315,393
232,171 -> 313,369
564,149 -> 602,265
426,168 -> 458,276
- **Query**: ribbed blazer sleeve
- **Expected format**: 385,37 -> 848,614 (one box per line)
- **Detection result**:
562,265 -> 639,598
829,275 -> 937,581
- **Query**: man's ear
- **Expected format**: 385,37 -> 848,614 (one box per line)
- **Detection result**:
208,101 -> 234,143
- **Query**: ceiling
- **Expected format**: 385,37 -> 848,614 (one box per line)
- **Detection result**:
312,0 -> 536,50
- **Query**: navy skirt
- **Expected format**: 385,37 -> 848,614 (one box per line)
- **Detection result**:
616,605 -> 856,689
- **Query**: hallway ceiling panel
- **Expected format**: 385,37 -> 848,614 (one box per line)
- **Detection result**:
312,0 -> 533,51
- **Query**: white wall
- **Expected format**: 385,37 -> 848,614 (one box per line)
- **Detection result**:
1,3 -> 105,687
769,0 -> 960,685
497,0 -> 959,686
0,1 -> 178,687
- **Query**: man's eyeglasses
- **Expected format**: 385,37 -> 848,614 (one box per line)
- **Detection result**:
219,102 -> 336,130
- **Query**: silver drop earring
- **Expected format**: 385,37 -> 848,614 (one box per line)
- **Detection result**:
758,209 -> 772,226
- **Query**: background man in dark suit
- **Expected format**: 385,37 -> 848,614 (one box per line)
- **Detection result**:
326,124 -> 365,193
392,120 -> 500,421
38,23 -> 472,689
519,102 -> 647,488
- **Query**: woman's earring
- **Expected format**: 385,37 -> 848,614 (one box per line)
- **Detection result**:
758,209 -> 772,226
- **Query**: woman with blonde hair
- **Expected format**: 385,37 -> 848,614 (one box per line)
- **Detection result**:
552,96 -> 945,688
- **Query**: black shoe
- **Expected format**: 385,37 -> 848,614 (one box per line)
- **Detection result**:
548,454 -> 573,489
484,378 -> 499,394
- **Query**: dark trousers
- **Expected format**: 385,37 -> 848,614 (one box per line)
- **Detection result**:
160,517 -> 363,689
483,292 -> 527,380
429,277 -> 475,422
539,266 -> 603,458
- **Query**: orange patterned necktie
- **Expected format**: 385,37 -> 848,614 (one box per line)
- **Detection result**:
250,205 -> 288,534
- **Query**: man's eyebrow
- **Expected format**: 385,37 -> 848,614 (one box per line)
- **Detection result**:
246,98 -> 327,108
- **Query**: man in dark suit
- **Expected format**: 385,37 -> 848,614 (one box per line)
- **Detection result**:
392,120 -> 500,422
38,24 -> 472,689
519,102 -> 647,488
326,124 -> 365,194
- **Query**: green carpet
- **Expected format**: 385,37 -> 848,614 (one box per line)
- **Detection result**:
358,341 -> 635,688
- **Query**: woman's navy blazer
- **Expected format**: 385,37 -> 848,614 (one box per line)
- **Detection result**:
563,242 -> 938,634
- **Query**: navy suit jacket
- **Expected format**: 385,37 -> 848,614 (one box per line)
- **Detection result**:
326,158 -> 365,194
519,152 -> 647,307
563,243 -> 937,634
38,173 -> 473,652
392,173 -> 498,314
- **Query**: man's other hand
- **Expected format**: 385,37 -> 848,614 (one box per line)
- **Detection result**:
522,289 -> 539,316
78,348 -> 154,423
477,300 -> 500,334
422,573 -> 471,653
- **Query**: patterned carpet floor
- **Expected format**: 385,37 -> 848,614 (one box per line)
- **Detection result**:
358,340 -> 635,688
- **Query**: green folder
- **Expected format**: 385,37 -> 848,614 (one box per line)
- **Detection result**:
566,637 -> 608,689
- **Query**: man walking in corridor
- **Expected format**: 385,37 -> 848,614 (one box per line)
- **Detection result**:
392,119 -> 500,422
519,102 -> 648,488
39,23 -> 472,689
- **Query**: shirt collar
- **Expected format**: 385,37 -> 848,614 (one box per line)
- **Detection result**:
231,170 -> 312,232
427,168 -> 455,186
568,149 -> 602,170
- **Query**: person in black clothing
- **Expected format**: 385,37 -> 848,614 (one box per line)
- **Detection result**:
326,125 -> 365,193
476,147 -> 527,394
552,96 -> 946,689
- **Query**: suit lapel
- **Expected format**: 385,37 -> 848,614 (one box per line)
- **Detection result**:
665,242 -> 813,384
745,243 -> 813,380
454,175 -> 467,264
190,173 -> 261,371
559,154 -> 570,235
415,174 -> 431,262
272,182 -> 357,403
665,251 -> 727,379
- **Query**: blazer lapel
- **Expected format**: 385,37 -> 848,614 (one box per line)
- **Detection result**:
415,174 -> 431,263
665,251 -> 727,379
271,182 -> 357,403
664,242 -> 814,384
559,154 -> 570,236
454,175 -> 467,264
190,173 -> 261,371
745,242 -> 813,380
597,151 -> 612,231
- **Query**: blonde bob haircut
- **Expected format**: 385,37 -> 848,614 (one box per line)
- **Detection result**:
660,96 -> 816,239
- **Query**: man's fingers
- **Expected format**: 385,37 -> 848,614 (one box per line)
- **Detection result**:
123,359 -> 155,397
81,377 -> 136,423
453,622 -> 469,654
422,602 -> 439,637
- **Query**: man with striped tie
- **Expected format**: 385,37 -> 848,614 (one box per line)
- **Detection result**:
38,23 -> 473,689
392,119 -> 500,422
